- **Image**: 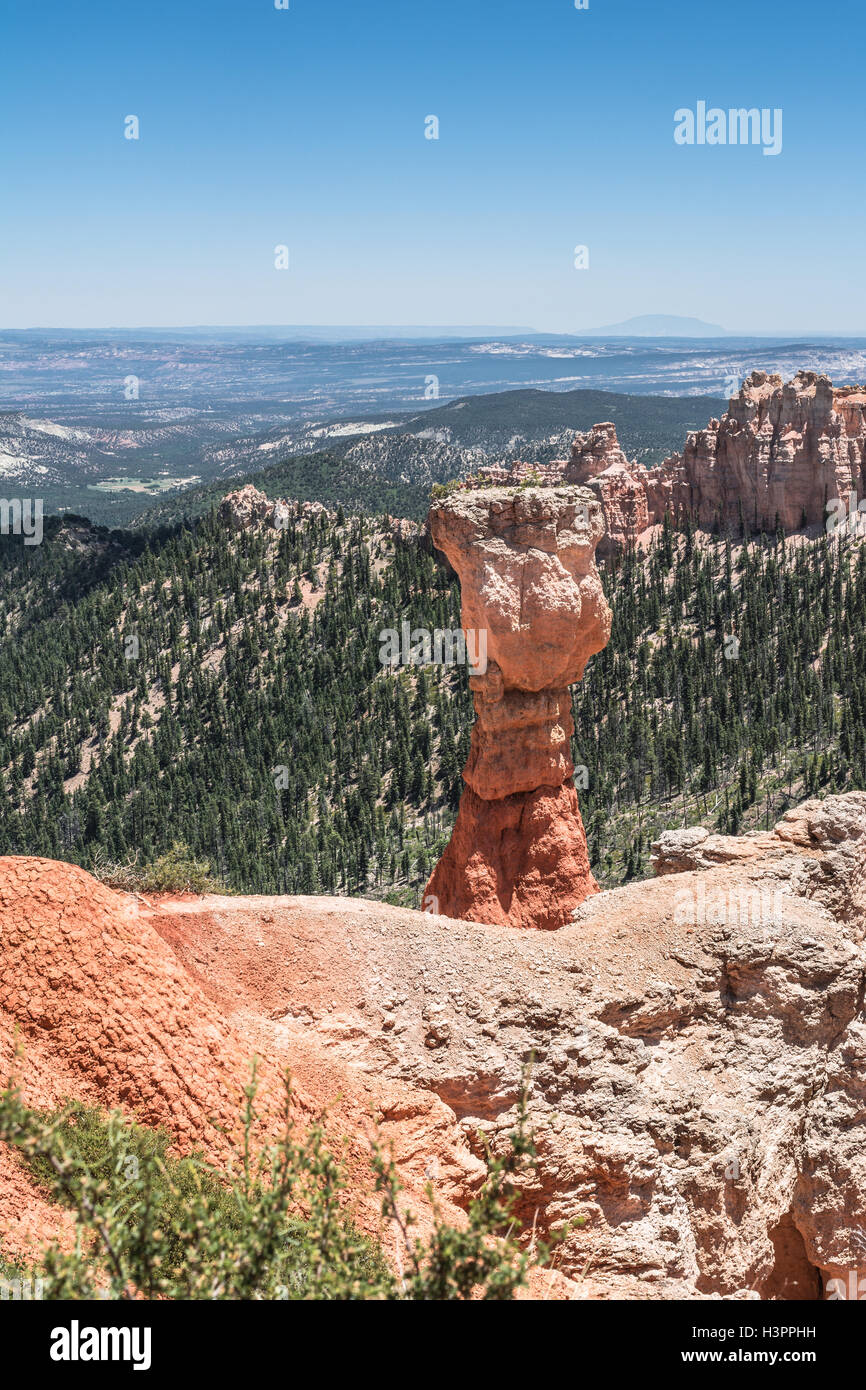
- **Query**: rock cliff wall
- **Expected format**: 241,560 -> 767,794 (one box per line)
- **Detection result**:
567,372 -> 866,551
4,792 -> 866,1298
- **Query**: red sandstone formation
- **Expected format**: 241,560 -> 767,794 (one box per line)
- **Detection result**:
424,485 -> 611,929
0,858 -> 476,1272
567,372 -> 866,552
651,370 -> 866,534
566,421 -> 651,558
0,858 -> 304,1154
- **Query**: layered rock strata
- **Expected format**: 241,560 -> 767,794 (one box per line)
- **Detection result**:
424,486 -> 611,929
566,421 -> 651,558
567,372 -> 866,551
651,371 -> 866,535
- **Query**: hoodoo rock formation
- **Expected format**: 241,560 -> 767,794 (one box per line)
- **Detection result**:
566,421 -> 651,559
566,371 -> 866,553
652,370 -> 866,535
424,485 -> 611,929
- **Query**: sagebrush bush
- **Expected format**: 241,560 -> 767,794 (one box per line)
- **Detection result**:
0,1249 -> 30,1281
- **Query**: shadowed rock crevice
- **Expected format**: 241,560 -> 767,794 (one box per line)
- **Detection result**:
760,1215 -> 823,1301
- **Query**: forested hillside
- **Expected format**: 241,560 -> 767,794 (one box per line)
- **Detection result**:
136,449 -> 429,531
576,518 -> 866,880
135,388 -> 726,529
0,509 -> 470,898
0,506 -> 863,900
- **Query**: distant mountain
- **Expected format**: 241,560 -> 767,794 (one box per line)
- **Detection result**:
581,315 -> 729,338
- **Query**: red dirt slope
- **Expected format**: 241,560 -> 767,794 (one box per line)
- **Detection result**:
0,858 -> 482,1278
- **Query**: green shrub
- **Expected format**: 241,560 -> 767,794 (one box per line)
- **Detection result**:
0,1063 -> 546,1300
429,479 -> 461,500
89,840 -> 228,895
0,1248 -> 29,1280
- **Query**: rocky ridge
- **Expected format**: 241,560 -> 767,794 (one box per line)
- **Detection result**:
217,483 -> 318,531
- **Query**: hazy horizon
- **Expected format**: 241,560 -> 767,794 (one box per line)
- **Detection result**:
4,323 -> 866,341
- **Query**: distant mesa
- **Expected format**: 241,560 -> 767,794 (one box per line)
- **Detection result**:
577,314 -> 729,337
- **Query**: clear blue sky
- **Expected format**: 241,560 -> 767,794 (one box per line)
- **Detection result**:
1,0 -> 863,334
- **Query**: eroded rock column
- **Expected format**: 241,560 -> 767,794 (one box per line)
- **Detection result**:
425,485 -> 611,929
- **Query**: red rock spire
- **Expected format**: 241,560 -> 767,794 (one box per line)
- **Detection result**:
424,483 -> 611,929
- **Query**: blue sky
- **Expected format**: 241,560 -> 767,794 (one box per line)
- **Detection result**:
1,0 -> 863,333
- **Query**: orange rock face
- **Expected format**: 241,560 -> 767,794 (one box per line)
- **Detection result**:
567,423 -> 651,559
0,859 -> 480,1268
0,857 -> 298,1152
427,783 -> 596,930
425,486 -> 611,928
650,371 -> 866,534
568,372 -> 866,553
